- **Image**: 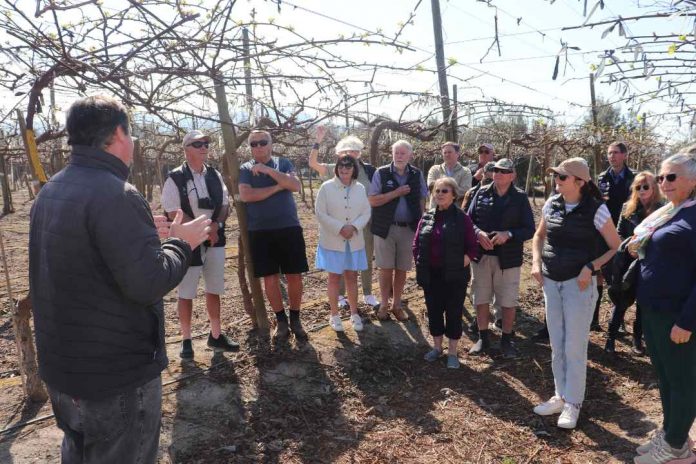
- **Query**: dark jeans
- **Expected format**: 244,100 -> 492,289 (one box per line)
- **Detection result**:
608,303 -> 643,344
642,306 -> 696,449
47,376 -> 162,464
423,267 -> 469,340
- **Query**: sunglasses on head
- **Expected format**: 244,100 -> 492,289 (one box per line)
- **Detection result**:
494,168 -> 513,174
552,173 -> 568,181
435,188 -> 451,194
188,141 -> 209,149
249,139 -> 269,148
656,173 -> 678,183
635,184 -> 651,191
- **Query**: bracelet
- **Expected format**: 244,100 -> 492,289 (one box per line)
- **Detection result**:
312,143 -> 320,150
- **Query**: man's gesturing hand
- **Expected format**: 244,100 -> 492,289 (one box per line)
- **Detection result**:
169,209 -> 211,249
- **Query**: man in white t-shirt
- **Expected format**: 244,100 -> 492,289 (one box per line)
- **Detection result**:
161,130 -> 239,359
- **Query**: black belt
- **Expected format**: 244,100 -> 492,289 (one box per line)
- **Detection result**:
392,221 -> 410,227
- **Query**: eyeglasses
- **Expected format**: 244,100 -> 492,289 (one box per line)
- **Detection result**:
249,139 -> 269,148
553,173 -> 568,181
435,188 -> 451,194
635,184 -> 651,191
656,173 -> 678,183
494,168 -> 513,174
188,141 -> 209,149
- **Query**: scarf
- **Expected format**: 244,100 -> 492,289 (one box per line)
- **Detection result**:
628,198 -> 696,259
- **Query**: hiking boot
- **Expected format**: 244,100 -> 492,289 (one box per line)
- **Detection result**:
634,434 -> 695,464
180,339 -> 194,359
289,316 -> 308,340
557,403 -> 580,429
500,335 -> 519,359
604,337 -> 616,354
273,319 -> 290,340
532,325 -> 549,342
469,331 -> 490,355
207,333 -> 240,353
533,395 -> 564,416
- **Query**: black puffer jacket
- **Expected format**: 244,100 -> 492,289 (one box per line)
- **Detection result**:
29,146 -> 191,399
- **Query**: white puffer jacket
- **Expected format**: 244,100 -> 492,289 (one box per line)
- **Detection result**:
315,177 -> 371,252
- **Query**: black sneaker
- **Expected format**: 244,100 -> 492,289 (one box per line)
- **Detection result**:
532,326 -> 549,342
273,319 -> 290,340
289,317 -> 308,341
207,333 -> 240,353
604,337 -> 616,354
500,337 -> 518,359
469,332 -> 490,355
180,339 -> 194,359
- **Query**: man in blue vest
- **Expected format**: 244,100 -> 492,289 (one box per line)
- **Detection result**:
29,95 -> 211,463
368,140 -> 428,321
162,130 -> 240,359
240,130 -> 309,341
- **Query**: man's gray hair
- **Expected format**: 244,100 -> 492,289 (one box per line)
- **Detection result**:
335,135 -> 364,153
391,139 -> 413,153
664,148 -> 696,180
250,129 -> 272,142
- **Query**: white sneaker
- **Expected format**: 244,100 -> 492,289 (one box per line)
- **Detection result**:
350,313 -> 363,332
634,434 -> 695,464
557,403 -> 580,429
338,296 -> 348,308
533,395 -> 564,416
637,429 -> 666,456
329,315 -> 344,332
363,294 -> 379,307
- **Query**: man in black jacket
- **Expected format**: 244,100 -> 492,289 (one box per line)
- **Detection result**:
29,95 -> 210,464
467,158 -> 535,358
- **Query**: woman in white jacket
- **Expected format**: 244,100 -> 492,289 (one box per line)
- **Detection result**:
316,155 -> 372,332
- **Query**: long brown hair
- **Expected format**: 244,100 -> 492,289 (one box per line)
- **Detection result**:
622,171 -> 662,219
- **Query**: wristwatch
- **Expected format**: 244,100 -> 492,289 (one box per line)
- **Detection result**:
217,221 -> 224,229
507,231 -> 513,239
585,262 -> 595,272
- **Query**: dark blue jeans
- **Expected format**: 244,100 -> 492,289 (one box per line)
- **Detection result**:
47,376 -> 162,464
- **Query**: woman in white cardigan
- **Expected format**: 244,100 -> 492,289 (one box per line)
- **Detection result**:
315,155 -> 372,332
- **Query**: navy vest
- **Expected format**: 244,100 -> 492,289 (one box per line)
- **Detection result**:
415,205 -> 469,287
370,164 -> 423,239
168,163 -> 226,266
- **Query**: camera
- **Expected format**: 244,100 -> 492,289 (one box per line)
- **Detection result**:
198,197 -> 214,210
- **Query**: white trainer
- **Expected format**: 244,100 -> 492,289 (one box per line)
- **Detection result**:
350,313 -> 364,332
557,403 -> 580,429
329,315 -> 344,332
634,434 -> 695,464
363,294 -> 379,307
533,395 -> 564,416
338,296 -> 348,308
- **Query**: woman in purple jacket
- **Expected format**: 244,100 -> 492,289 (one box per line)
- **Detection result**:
413,177 -> 479,369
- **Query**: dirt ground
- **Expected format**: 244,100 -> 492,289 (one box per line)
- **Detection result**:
0,185 -> 692,463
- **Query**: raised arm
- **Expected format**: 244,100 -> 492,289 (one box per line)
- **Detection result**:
309,125 -> 329,178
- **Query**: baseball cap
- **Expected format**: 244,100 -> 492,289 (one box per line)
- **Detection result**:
493,158 -> 514,171
183,130 -> 211,147
547,157 -> 591,182
483,161 -> 496,173
478,143 -> 494,152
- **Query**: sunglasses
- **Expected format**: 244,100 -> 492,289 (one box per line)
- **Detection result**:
188,141 -> 209,149
249,139 -> 269,148
337,163 -> 354,169
435,188 -> 451,194
552,173 -> 568,181
494,168 -> 513,174
635,184 -> 651,191
656,173 -> 678,183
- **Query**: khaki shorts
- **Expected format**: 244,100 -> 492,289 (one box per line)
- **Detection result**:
178,246 -> 225,299
374,225 -> 415,271
471,254 -> 521,308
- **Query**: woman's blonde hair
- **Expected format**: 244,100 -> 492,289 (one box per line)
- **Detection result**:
622,171 -> 662,219
434,177 -> 458,198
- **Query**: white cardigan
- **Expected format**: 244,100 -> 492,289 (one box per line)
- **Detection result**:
315,177 -> 371,252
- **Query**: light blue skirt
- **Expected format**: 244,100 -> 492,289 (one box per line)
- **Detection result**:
315,242 -> 367,275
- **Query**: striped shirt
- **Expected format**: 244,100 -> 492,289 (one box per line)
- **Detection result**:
542,198 -> 611,231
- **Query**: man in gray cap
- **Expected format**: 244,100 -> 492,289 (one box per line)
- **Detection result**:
162,130 -> 239,359
467,158 -> 535,358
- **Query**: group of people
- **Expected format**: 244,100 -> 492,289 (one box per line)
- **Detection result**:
27,95 -> 696,464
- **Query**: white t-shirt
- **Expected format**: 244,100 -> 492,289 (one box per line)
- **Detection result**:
542,197 -> 611,231
161,166 -> 229,220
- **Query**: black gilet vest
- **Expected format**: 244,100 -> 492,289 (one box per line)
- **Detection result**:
542,194 -> 604,281
370,164 -> 423,239
415,205 -> 469,287
168,163 -> 226,266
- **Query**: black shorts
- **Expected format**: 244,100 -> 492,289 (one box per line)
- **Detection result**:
248,226 -> 309,277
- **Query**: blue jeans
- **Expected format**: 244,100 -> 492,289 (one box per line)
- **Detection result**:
542,276 -> 598,405
47,376 -> 162,464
